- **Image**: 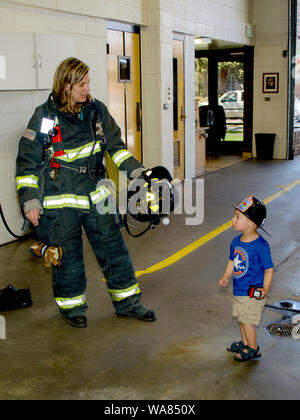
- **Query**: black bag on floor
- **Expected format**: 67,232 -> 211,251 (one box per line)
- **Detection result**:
0,284 -> 32,311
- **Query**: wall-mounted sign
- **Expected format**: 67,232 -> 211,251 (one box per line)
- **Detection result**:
118,55 -> 131,82
245,24 -> 255,39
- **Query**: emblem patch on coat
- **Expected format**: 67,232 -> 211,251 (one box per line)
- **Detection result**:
23,129 -> 37,141
96,121 -> 104,136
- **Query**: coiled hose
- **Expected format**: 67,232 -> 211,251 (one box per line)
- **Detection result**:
0,203 -> 28,240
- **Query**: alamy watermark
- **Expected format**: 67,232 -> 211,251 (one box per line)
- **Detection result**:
95,173 -> 204,226
0,315 -> 6,340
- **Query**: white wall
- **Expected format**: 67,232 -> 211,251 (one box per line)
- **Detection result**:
253,0 -> 289,159
172,0 -> 252,43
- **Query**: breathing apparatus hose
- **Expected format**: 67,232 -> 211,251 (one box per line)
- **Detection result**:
87,108 -> 160,238
123,213 -> 154,238
87,137 -> 98,184
0,203 -> 29,240
88,143 -> 153,237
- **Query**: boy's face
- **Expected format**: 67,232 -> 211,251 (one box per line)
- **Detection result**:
232,209 -> 257,233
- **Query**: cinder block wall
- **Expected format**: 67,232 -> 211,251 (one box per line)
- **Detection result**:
253,0 -> 289,159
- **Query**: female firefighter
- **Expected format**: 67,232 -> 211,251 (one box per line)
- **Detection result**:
16,57 -> 156,328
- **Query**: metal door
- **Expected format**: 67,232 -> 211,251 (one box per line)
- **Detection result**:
173,38 -> 185,180
107,27 -> 142,162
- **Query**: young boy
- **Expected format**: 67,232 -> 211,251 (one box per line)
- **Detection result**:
219,195 -> 274,362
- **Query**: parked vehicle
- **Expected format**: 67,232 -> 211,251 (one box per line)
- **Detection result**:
294,97 -> 300,123
199,90 -> 244,120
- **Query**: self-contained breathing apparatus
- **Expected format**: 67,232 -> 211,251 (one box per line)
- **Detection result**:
124,166 -> 176,237
89,102 -> 177,238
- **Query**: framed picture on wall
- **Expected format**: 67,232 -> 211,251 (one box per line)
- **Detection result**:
263,73 -> 279,93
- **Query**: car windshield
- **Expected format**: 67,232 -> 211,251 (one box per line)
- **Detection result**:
222,92 -> 237,102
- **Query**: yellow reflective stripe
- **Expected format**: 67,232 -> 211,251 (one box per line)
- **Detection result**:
149,204 -> 159,213
16,175 -> 39,191
43,194 -> 90,210
112,149 -> 133,167
55,293 -> 86,309
90,185 -> 110,204
57,141 -> 101,163
108,283 -> 141,302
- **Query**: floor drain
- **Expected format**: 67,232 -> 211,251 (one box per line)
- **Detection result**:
265,321 -> 294,338
264,300 -> 300,339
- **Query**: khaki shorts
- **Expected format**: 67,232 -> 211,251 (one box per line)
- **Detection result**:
232,296 -> 266,326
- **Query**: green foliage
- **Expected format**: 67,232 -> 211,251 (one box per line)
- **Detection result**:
195,58 -> 244,98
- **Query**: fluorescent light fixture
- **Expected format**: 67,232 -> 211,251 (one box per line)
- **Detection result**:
194,37 -> 212,45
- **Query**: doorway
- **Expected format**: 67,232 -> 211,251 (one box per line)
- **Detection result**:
195,47 -> 254,157
173,36 -> 185,180
218,61 -> 244,145
107,23 -> 142,162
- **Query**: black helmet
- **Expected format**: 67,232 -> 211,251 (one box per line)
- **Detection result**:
127,166 -> 175,225
234,195 -> 270,236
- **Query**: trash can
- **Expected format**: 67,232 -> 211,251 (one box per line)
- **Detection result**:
255,133 -> 276,160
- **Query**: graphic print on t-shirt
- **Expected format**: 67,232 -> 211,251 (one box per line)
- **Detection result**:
233,247 -> 249,279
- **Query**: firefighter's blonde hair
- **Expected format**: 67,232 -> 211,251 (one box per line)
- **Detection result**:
53,57 -> 92,114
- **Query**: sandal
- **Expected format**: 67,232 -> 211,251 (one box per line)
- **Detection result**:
227,340 -> 246,353
233,345 -> 261,362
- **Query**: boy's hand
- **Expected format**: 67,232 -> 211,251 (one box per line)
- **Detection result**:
218,276 -> 229,287
218,260 -> 234,288
256,288 -> 267,299
257,268 -> 274,300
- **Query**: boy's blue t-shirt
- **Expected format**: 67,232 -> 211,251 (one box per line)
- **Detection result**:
229,234 -> 274,296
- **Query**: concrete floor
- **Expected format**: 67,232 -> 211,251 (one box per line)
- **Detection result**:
1,157 -> 300,400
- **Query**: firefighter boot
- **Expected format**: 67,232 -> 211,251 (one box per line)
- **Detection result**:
67,315 -> 87,328
119,304 -> 157,322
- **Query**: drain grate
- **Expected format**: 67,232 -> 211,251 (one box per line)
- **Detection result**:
264,300 -> 300,339
265,321 -> 295,338
265,321 -> 294,338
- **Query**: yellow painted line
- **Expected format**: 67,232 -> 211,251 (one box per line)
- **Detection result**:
134,177 -> 300,278
264,178 -> 300,204
135,220 -> 232,277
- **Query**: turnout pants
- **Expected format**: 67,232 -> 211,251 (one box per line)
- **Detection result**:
36,207 -> 141,318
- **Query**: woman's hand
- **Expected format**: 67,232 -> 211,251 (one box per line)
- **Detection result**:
25,208 -> 40,227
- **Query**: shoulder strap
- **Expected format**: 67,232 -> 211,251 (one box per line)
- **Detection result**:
93,99 -> 103,120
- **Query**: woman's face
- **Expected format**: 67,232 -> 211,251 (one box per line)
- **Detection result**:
66,72 -> 90,109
